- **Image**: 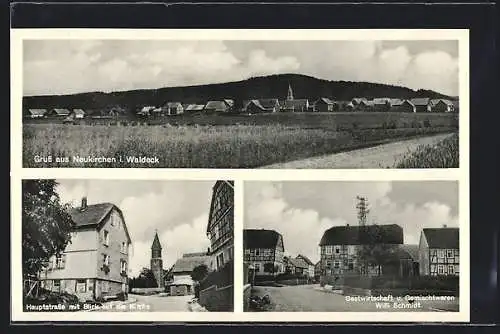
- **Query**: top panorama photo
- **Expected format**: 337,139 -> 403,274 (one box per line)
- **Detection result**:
22,39 -> 460,169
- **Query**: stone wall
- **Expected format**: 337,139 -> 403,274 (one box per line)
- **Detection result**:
199,284 -> 233,312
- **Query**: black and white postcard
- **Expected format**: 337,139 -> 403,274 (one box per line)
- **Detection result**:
16,179 -> 234,319
13,29 -> 466,169
243,181 -> 466,319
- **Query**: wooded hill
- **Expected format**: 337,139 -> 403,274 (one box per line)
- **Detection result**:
23,73 -> 455,113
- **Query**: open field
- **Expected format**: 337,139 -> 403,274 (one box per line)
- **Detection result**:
394,133 -> 459,168
22,113 -> 458,168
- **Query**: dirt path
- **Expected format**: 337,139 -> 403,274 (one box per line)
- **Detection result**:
262,133 -> 453,169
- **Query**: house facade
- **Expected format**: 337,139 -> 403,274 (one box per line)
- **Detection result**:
162,102 -> 184,115
39,198 -> 132,301
168,252 -> 211,296
418,226 -> 459,276
243,229 -> 285,276
296,254 -> 315,278
243,99 -> 280,113
397,100 -> 416,113
27,109 -> 47,118
204,100 -> 232,113
207,180 -> 234,272
372,98 -> 391,112
71,109 -> 86,119
313,98 -> 335,112
319,224 -> 404,279
48,108 -> 71,118
431,99 -> 455,113
410,98 -> 431,112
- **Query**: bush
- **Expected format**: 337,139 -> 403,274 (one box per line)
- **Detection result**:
199,261 -> 233,291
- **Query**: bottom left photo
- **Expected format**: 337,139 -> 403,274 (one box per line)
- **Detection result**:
20,178 -> 234,313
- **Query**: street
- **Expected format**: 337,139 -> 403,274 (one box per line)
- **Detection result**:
91,293 -> 193,312
250,285 -> 459,312
263,133 -> 452,169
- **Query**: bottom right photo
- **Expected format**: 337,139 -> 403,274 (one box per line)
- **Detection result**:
242,180 -> 461,312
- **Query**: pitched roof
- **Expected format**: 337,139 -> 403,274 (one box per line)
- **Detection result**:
70,202 -> 132,243
72,109 -> 85,115
397,244 -> 419,261
289,257 -> 309,269
352,98 -> 368,104
51,108 -> 70,115
171,254 -> 211,273
410,98 -> 430,106
319,224 -> 404,246
315,98 -> 335,105
139,106 -> 156,113
258,98 -> 280,109
373,98 -> 391,105
244,229 -> 282,249
204,100 -> 229,111
422,227 -> 459,249
390,99 -> 404,106
223,99 -> 234,107
28,109 -> 47,116
185,104 -> 205,111
243,100 -> 265,111
296,254 -> 314,266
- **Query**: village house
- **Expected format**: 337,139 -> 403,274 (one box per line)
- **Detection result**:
430,99 -> 455,113
39,197 -> 132,302
168,252 -> 211,296
296,254 -> 315,278
70,109 -> 86,119
206,181 -> 234,272
243,99 -> 280,113
286,257 -> 310,277
204,100 -> 233,113
314,261 -> 321,280
48,108 -> 71,118
390,99 -> 416,113
137,106 -> 156,117
162,102 -> 184,115
372,98 -> 391,112
26,108 -> 47,118
319,224 -> 405,278
244,229 -> 285,277
410,98 -> 431,112
351,97 -> 368,107
313,98 -> 336,112
418,226 -> 459,276
355,99 -> 375,112
451,100 -> 459,113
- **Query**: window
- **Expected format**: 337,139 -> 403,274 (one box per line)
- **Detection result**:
333,260 -> 340,269
437,265 -> 444,275
76,279 -> 87,293
55,254 -> 66,269
255,249 -> 260,256
348,259 -> 354,270
447,250 -> 454,258
437,249 -> 445,258
454,264 -> 459,274
244,249 -> 250,255
447,265 -> 454,275
103,254 -> 110,266
334,246 -> 340,254
254,263 -> 260,272
103,230 -> 109,246
325,246 -> 332,255
102,281 -> 109,293
53,279 -> 61,291
120,260 -> 127,273
217,253 -> 225,269
121,242 -> 127,254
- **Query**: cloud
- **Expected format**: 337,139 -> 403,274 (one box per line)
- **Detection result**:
244,181 -> 459,263
55,180 -> 213,277
23,40 -> 459,96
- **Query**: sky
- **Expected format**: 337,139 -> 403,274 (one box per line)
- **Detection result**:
244,181 -> 459,264
23,39 -> 459,96
56,179 -> 216,277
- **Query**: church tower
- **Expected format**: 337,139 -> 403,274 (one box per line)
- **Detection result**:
287,82 -> 294,101
150,230 -> 164,288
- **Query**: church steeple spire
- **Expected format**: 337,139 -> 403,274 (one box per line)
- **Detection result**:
151,230 -> 162,258
287,82 -> 294,101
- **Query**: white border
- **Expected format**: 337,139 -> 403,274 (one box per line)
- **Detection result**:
11,28 -> 469,323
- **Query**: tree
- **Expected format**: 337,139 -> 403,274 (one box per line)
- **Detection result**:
22,180 -> 74,277
191,264 -> 209,283
137,267 -> 158,288
357,225 -> 398,276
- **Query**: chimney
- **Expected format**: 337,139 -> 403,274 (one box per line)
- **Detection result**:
81,197 -> 88,211
442,224 -> 447,228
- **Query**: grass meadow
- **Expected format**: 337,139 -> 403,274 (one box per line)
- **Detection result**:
23,112 -> 458,168
394,133 -> 459,168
